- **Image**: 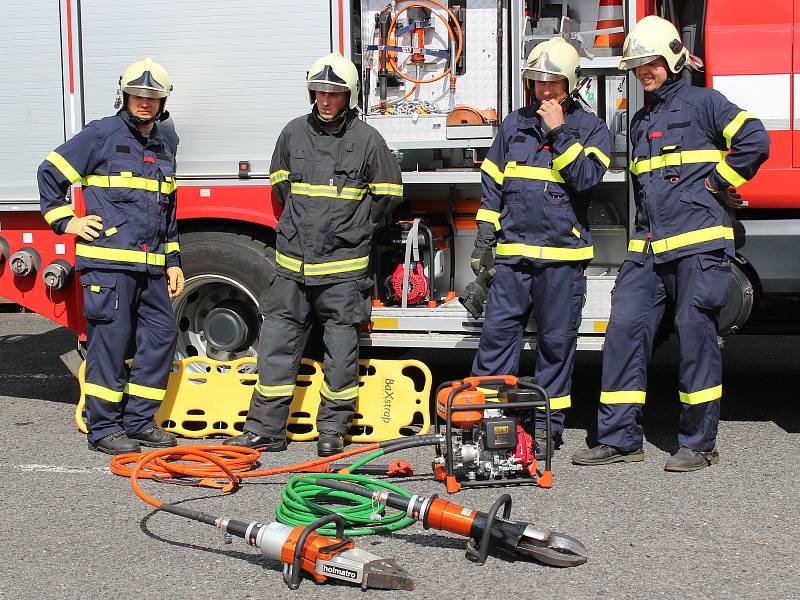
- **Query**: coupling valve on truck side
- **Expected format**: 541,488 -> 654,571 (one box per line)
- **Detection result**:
9,247 -> 41,277
42,259 -> 74,290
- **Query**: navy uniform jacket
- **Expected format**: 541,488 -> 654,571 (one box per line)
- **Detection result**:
476,100 -> 611,265
268,109 -> 403,285
38,110 -> 180,274
627,78 -> 770,263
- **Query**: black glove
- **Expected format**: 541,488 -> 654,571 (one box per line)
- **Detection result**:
705,176 -> 743,210
470,246 -> 495,277
470,247 -> 486,275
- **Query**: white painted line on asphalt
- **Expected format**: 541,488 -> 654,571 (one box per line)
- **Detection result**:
9,463 -> 111,475
0,373 -> 74,379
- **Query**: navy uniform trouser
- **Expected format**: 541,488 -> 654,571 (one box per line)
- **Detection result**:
598,250 -> 732,452
471,261 -> 587,435
82,269 -> 177,442
245,275 -> 371,438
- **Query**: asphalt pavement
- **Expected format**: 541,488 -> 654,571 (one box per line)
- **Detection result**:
0,311 -> 798,599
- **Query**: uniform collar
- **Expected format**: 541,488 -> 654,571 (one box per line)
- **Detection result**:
644,78 -> 685,106
307,106 -> 357,136
118,109 -> 164,146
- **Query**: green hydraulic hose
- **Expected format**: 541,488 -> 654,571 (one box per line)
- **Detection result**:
275,435 -> 443,536
276,470 -> 415,536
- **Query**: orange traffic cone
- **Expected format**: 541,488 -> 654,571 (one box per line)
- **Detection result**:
594,0 -> 625,56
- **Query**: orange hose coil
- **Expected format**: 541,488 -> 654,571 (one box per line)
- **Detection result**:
116,443 -> 382,509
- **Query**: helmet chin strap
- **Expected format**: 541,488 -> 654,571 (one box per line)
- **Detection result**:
122,93 -> 165,126
311,103 -> 348,128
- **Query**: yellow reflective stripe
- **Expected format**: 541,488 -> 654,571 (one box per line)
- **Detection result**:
105,227 -> 118,237
44,205 -> 76,225
535,394 -> 571,410
723,111 -> 757,149
475,386 -> 499,398
552,142 -> 584,171
504,162 -> 564,183
90,285 -> 101,293
46,151 -> 82,184
164,242 -> 180,253
629,149 -> 727,176
628,226 -> 734,254
496,242 -> 593,261
571,227 -> 581,238
82,174 -> 175,194
275,251 -> 302,272
125,382 -> 166,401
481,158 -> 504,185
715,160 -> 748,188
679,384 -> 722,405
600,390 -> 646,404
304,255 -> 369,276
628,239 -> 646,252
290,182 -> 367,201
651,226 -> 733,254
276,252 -> 370,276
476,208 -> 502,231
321,381 -> 359,400
85,382 -> 124,403
256,383 -> 296,397
270,169 -> 290,185
584,146 -> 611,168
75,244 -> 165,266
368,182 -> 404,196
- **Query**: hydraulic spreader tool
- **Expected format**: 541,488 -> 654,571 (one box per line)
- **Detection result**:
115,416 -> 586,589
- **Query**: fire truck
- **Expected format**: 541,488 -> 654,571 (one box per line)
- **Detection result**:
1,0 -> 797,364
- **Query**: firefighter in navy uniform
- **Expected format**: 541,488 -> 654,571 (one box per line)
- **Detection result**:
38,58 -> 183,455
224,52 -> 403,457
572,16 -> 770,471
470,37 -> 610,457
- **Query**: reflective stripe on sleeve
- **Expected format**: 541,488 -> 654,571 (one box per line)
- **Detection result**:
552,142 -> 583,171
46,151 -> 82,184
475,208 -> 501,231
584,146 -> 611,168
722,111 -> 757,149
480,158 -> 505,185
164,242 -> 180,254
44,205 -> 77,225
715,160 -> 748,188
270,170 -> 290,185
368,182 -> 404,196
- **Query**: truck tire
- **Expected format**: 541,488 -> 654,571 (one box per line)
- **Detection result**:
174,228 -> 275,365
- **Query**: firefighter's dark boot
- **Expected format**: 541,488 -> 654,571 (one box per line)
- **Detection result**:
223,431 -> 287,452
129,427 -> 178,448
664,446 -> 719,472
571,444 -> 644,465
533,429 -> 562,461
317,430 -> 345,457
88,431 -> 140,455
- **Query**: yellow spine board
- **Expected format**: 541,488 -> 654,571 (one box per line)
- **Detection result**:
76,357 -> 431,442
